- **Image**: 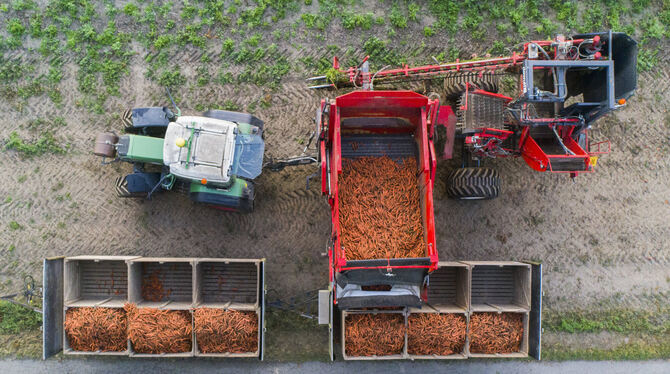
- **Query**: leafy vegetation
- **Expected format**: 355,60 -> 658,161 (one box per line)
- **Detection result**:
544,340 -> 670,361
0,0 -> 664,99
544,308 -> 670,334
0,301 -> 41,334
5,131 -> 67,157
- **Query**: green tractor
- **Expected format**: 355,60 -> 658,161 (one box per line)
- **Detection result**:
94,106 -> 264,212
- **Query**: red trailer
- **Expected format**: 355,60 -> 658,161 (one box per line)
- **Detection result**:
317,90 -> 455,308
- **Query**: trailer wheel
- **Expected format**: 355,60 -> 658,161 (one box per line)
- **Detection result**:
446,167 -> 500,200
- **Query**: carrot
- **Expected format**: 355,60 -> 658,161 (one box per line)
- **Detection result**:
407,313 -> 466,355
194,309 -> 258,354
64,307 -> 127,352
469,312 -> 524,354
345,313 -> 405,356
339,156 -> 425,260
125,303 -> 192,354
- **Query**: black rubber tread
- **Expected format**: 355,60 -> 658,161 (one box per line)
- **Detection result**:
202,109 -> 264,131
121,108 -> 133,130
446,167 -> 500,200
114,176 -> 147,198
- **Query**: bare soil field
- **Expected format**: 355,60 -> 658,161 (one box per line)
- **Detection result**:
0,0 -> 669,360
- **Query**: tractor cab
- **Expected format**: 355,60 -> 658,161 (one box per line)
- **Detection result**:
163,116 -> 238,188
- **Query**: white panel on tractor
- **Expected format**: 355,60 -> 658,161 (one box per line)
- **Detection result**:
163,116 -> 237,187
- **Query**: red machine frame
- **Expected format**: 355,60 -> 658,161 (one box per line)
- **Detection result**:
309,33 -> 637,178
318,91 -> 453,282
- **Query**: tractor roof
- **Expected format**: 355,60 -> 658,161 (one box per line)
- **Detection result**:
163,116 -> 237,186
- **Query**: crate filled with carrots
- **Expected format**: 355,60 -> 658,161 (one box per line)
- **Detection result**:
468,312 -> 528,357
192,259 -> 262,356
406,310 -> 467,358
61,256 -> 136,355
63,306 -> 128,354
194,308 -> 259,356
50,256 -> 265,359
342,310 -> 406,359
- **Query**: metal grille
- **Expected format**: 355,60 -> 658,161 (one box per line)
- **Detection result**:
471,266 -> 516,305
79,260 -> 128,299
457,93 -> 507,131
142,262 -> 192,302
200,262 -> 258,304
427,267 -> 458,305
340,135 -> 417,161
548,157 -> 587,172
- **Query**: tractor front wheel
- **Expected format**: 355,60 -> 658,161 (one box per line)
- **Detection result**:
446,167 -> 500,200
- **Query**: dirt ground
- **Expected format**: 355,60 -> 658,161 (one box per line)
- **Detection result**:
0,0 -> 669,360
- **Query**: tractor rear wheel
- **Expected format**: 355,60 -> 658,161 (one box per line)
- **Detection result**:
446,167 -> 500,200
203,110 -> 264,131
115,173 -> 161,198
121,108 -> 133,131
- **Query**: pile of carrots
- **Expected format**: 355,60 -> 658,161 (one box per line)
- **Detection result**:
407,313 -> 466,356
194,309 -> 258,354
345,313 -> 405,356
339,156 -> 425,260
125,304 -> 192,354
469,312 -> 523,354
64,307 -> 127,352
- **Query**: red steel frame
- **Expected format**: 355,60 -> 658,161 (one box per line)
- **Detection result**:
331,38 -> 589,88
457,82 -> 609,175
323,37 -> 612,177
320,91 -> 440,279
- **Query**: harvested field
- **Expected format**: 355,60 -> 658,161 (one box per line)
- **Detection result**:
469,312 -> 524,354
407,313 -> 466,356
344,313 -> 405,357
64,307 -> 127,352
125,304 -> 192,354
1,0 -> 669,361
194,309 -> 258,354
339,156 -> 424,260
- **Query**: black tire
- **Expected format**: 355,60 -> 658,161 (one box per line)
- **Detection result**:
115,176 -> 147,198
121,108 -> 133,131
203,109 -> 264,131
446,167 -> 500,200
115,173 -> 161,198
122,107 -> 173,136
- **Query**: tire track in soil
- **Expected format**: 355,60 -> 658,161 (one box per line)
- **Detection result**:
2,49 -> 670,312
434,66 -> 670,309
